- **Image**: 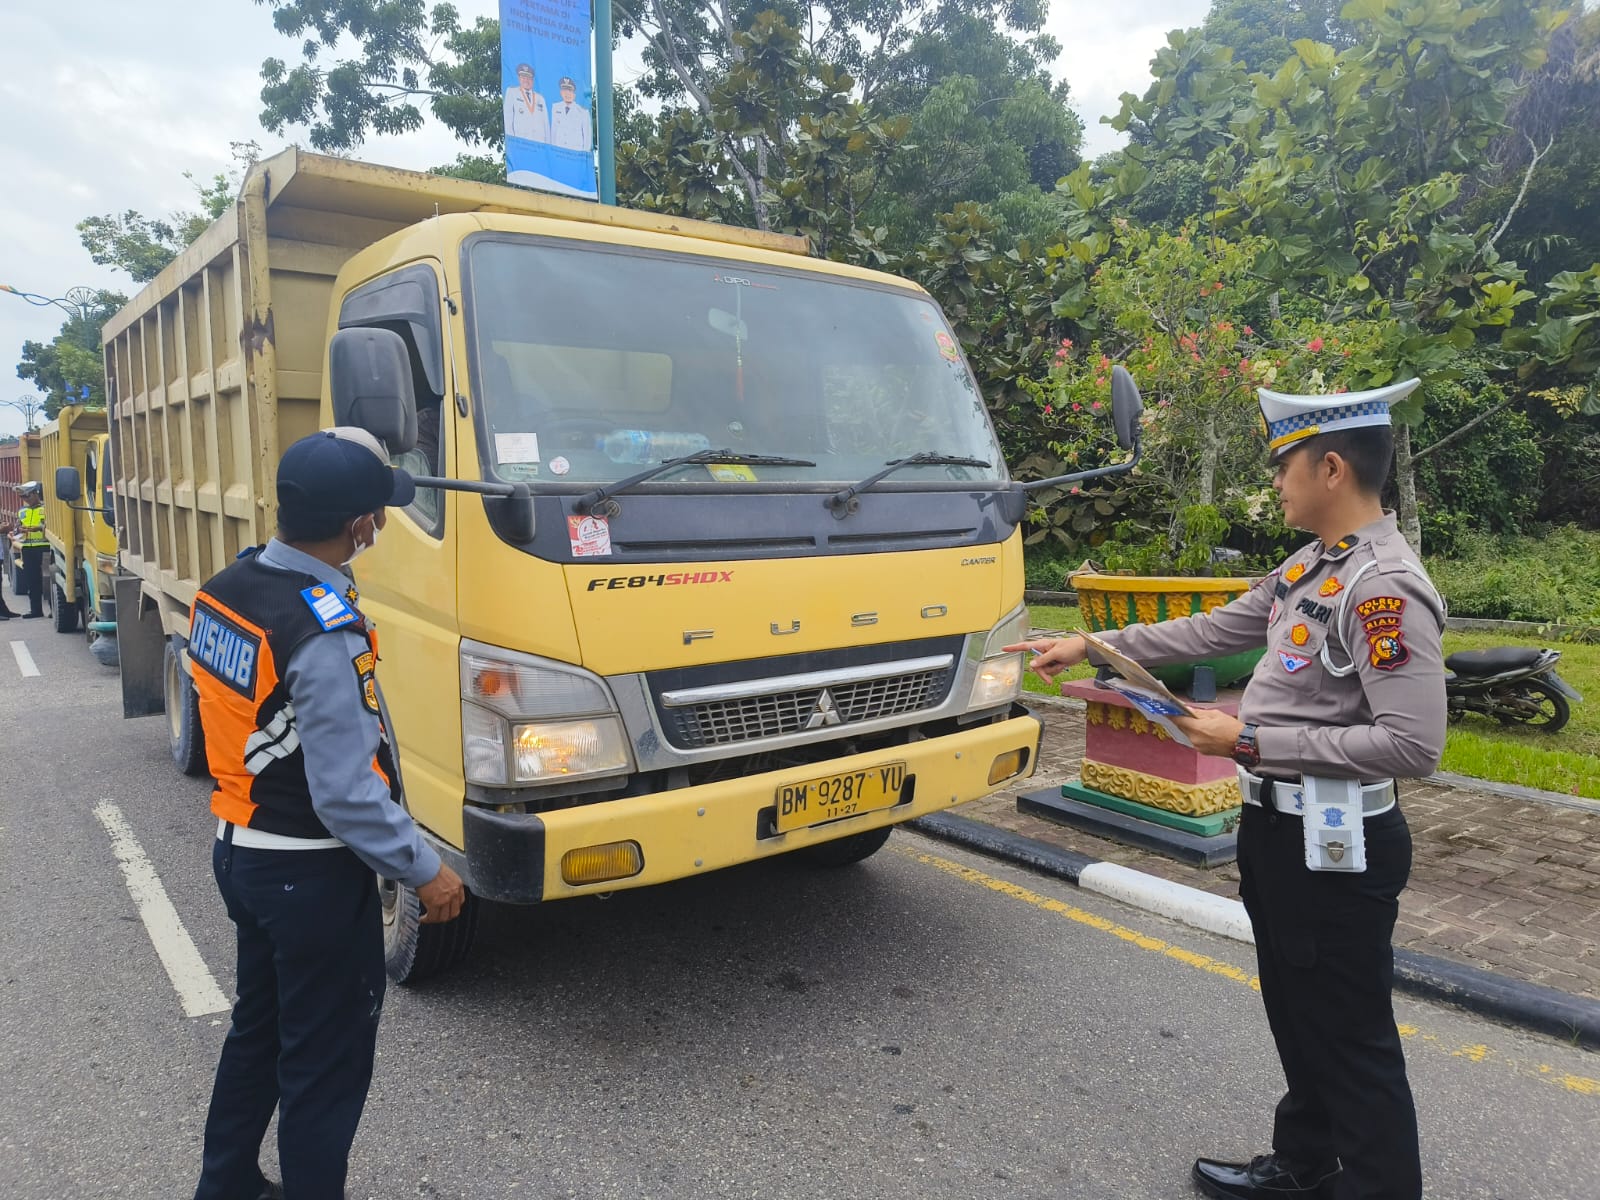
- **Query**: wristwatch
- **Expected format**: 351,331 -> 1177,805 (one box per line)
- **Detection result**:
1231,722 -> 1261,769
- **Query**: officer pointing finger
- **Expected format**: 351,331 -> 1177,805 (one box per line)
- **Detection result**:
191,427 -> 465,1200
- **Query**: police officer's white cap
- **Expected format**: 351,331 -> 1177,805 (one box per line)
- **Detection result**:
1258,379 -> 1420,460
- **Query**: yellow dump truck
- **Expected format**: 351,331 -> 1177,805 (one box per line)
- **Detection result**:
105,149 -> 1139,980
42,406 -> 120,659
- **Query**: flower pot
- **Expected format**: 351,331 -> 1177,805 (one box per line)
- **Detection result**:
1069,573 -> 1265,690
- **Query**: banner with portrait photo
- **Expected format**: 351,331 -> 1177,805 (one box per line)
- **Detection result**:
500,0 -> 598,200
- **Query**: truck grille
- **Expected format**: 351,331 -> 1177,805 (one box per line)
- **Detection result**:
661,660 -> 955,749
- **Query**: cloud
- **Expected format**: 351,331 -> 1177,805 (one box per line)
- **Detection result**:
1044,1 -> 1211,159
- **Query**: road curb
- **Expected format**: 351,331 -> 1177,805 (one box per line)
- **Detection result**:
908,811 -> 1600,1049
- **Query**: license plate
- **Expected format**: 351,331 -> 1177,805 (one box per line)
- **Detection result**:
774,762 -> 907,833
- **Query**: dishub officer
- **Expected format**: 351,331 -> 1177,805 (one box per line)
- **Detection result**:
1011,381 -> 1446,1200
189,428 -> 465,1200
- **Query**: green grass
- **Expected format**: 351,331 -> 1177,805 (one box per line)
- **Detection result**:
1021,605 -> 1600,798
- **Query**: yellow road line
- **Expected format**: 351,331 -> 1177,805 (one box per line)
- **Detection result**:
898,844 -> 1600,1099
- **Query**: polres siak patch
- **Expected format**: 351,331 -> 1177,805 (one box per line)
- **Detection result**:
1278,649 -> 1313,673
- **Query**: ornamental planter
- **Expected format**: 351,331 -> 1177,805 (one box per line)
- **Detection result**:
1069,573 -> 1265,689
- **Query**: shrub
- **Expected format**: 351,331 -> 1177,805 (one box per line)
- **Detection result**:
1425,527 -> 1600,626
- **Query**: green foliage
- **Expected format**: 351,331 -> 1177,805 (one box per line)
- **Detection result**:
1424,526 -> 1600,624
1198,0 -> 1357,73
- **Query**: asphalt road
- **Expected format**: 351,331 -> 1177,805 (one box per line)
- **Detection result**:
2,615 -> 1597,1200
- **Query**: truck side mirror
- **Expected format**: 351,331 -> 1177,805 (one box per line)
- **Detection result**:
329,327 -> 419,454
1110,365 -> 1144,452
55,466 -> 82,503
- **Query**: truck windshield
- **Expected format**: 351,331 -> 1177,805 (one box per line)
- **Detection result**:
464,237 -> 1006,489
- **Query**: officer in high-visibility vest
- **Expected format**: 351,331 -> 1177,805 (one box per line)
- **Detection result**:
14,481 -> 47,618
190,428 -> 465,1200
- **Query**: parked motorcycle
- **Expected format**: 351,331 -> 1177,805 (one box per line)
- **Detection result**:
1444,647 -> 1583,733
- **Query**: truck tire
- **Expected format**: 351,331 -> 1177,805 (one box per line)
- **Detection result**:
799,824 -> 893,867
164,638 -> 208,776
54,583 -> 80,633
380,876 -> 479,984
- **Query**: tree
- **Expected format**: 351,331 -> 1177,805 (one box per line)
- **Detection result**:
16,291 -> 128,417
1198,0 -> 1357,72
1111,0 -> 1584,550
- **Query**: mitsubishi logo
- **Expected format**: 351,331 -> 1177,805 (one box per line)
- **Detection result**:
805,689 -> 843,729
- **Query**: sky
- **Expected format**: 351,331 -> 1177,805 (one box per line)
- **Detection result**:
0,0 -> 1209,438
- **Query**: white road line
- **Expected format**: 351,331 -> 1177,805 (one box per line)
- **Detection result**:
93,800 -> 230,1018
10,640 -> 40,677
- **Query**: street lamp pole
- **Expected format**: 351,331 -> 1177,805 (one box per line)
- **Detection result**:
0,284 -> 98,321
1,394 -> 46,432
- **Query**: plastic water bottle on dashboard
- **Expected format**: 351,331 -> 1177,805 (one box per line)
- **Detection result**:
601,430 -> 712,464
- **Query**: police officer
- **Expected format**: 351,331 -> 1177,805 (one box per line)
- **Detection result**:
191,428 -> 465,1200
1010,381 -> 1445,1200
14,481 -> 47,618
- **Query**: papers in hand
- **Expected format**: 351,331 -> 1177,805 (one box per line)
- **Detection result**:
1077,630 -> 1198,747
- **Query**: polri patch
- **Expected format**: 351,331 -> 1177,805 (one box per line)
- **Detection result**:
302,585 -> 360,631
352,650 -> 380,714
1295,597 -> 1333,623
1290,623 -> 1310,646
1319,576 -> 1343,597
1362,608 -> 1409,671
1278,650 -> 1312,673
1285,563 -> 1306,583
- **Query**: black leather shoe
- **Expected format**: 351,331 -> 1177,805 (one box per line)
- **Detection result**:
22,612 -> 44,619
1193,1154 -> 1340,1199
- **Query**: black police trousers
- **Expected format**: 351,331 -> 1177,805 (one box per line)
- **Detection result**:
20,544 -> 45,614
1236,801 -> 1420,1200
194,835 -> 386,1200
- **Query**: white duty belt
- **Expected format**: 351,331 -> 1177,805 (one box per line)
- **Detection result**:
218,817 -> 344,850
1236,769 -> 1396,817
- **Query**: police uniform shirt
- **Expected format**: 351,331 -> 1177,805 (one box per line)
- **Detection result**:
253,539 -> 441,887
1092,512 -> 1447,781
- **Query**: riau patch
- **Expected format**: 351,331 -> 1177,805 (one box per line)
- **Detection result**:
352,650 -> 380,714
1362,609 -> 1410,671
1319,576 -> 1343,597
302,585 -> 360,632
1295,597 -> 1333,623
1290,623 -> 1310,646
1278,650 -> 1313,674
1285,563 -> 1306,583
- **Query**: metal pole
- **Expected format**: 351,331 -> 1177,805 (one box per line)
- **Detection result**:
595,0 -> 616,205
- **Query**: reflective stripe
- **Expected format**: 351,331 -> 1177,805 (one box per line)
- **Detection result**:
19,507 -> 46,547
217,818 -> 343,850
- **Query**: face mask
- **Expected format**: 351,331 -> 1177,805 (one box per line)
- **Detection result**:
342,516 -> 380,566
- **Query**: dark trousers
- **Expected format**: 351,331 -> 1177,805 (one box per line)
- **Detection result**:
20,544 -> 45,614
195,837 -> 386,1200
1236,802 -> 1421,1200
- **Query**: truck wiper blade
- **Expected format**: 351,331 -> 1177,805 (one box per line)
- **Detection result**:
826,451 -> 993,514
575,448 -> 817,514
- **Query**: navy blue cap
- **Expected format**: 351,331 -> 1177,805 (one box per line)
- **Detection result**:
276,427 -> 416,521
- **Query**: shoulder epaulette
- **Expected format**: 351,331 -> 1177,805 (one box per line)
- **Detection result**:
300,584 -> 361,632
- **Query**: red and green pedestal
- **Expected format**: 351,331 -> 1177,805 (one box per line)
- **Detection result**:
1020,680 -> 1244,867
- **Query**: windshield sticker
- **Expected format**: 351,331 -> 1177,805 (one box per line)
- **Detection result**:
935,331 -> 960,362
495,432 -> 541,464
707,464 -> 757,482
712,272 -> 779,291
568,514 -> 612,558
549,456 -> 571,477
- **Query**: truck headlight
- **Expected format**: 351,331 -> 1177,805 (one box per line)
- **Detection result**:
967,606 -> 1029,710
461,643 -> 634,786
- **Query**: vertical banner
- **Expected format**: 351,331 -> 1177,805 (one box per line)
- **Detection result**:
500,0 -> 599,200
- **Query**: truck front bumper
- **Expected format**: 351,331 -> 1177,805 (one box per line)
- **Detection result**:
447,705 -> 1041,904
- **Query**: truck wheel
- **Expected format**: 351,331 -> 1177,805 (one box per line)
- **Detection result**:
799,824 -> 893,867
54,584 -> 80,633
164,638 -> 207,776
379,876 -> 479,984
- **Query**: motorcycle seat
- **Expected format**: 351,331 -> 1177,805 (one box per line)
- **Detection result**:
1444,647 -> 1545,676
